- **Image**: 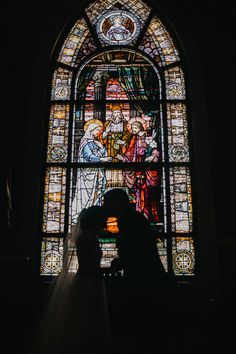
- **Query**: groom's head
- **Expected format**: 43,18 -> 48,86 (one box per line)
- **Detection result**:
103,188 -> 130,217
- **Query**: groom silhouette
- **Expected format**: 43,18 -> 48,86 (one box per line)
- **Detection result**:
102,188 -> 170,354
102,188 -> 166,279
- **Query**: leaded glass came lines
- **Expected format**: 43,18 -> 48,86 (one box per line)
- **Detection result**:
164,66 -> 185,99
172,237 -> 195,275
47,105 -> 70,163
43,167 -> 66,233
139,16 -> 180,66
86,0 -> 151,26
40,237 -> 64,275
41,0 -> 195,277
58,18 -> 89,66
170,167 -> 193,233
51,68 -> 72,100
167,103 -> 190,162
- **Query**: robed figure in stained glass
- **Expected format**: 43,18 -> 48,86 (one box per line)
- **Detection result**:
117,117 -> 160,222
102,104 -> 131,190
102,104 -> 131,162
71,119 -> 112,224
106,16 -> 131,42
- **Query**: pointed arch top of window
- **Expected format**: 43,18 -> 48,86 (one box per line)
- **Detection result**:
85,0 -> 151,25
57,0 -> 180,68
139,16 -> 180,66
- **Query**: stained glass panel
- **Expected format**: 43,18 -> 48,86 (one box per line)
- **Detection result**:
42,1 -> 195,278
96,10 -> 141,46
170,167 -> 193,233
99,237 -> 118,268
40,237 -> 64,275
47,104 -> 70,163
71,113 -> 161,164
156,238 -> 168,272
165,66 -> 185,100
85,80 -> 95,100
70,166 -> 164,229
167,103 -> 190,162
139,34 -> 162,66
106,78 -> 129,100
58,18 -> 89,66
51,68 -> 72,101
172,237 -> 195,276
73,52 -> 162,164
139,16 -> 180,67
43,167 -> 67,233
76,34 -> 97,66
80,62 -> 161,102
86,0 -> 151,27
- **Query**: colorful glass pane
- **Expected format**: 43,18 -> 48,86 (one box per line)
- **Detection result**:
139,33 -> 162,66
47,104 -> 70,163
96,10 -> 141,46
162,167 -> 167,232
76,34 -> 97,66
71,106 -> 161,164
42,1 -> 195,277
170,167 -> 193,233
156,238 -> 168,272
58,18 -> 89,66
165,66 -> 185,100
73,51 -> 162,164
167,103 -> 190,162
40,237 -> 64,275
86,0 -> 151,26
70,166 -> 164,231
172,237 -> 195,276
85,80 -> 95,100
43,167 -> 66,233
106,78 -> 129,100
99,237 -> 118,268
139,16 -> 179,66
80,59 -> 161,101
51,68 -> 72,100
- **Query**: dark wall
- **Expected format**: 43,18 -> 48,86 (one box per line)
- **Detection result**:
2,0 -> 235,288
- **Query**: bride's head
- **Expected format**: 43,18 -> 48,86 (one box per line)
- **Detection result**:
83,119 -> 103,139
79,206 -> 105,233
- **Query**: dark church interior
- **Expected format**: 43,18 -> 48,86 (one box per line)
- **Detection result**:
1,0 -> 236,353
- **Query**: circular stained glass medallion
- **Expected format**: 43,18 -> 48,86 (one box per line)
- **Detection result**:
48,146 -> 67,162
170,145 -> 189,161
97,10 -> 140,45
173,250 -> 194,273
44,250 -> 61,274
54,84 -> 70,100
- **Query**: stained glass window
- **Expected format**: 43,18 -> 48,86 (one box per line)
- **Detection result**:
41,0 -> 195,278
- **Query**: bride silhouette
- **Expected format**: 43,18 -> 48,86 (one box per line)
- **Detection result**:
30,206 -> 111,354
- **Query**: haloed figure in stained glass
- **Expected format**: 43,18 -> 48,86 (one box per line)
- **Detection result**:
106,16 -> 131,42
71,119 -> 112,224
102,104 -> 131,190
102,104 -> 130,161
116,117 -> 160,222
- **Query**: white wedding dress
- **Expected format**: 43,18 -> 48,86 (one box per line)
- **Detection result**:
30,222 -> 111,354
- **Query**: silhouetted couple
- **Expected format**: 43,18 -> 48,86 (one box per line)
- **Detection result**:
30,188 -> 169,354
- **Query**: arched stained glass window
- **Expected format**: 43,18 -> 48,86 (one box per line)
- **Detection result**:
40,0 -> 195,278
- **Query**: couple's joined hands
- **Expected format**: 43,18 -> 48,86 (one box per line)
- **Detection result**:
100,157 -> 112,162
116,154 -> 124,161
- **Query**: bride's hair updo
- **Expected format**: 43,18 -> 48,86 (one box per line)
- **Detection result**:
79,206 -> 105,232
